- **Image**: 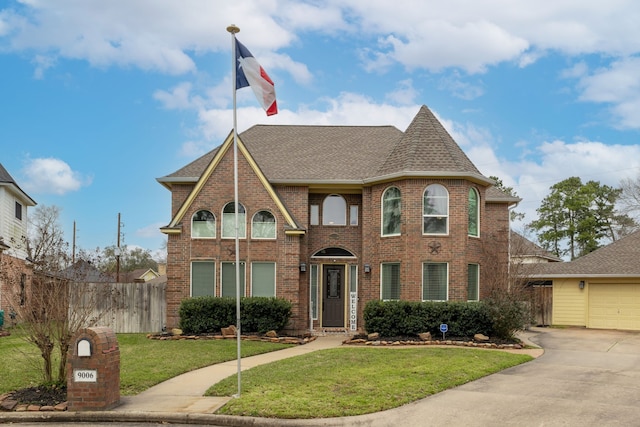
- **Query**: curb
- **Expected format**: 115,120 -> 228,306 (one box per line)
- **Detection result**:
0,410 -> 356,426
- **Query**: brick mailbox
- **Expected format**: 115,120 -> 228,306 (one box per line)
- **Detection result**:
66,327 -> 120,411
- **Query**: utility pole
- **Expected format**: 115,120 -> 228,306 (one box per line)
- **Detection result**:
72,221 -> 76,264
116,213 -> 121,283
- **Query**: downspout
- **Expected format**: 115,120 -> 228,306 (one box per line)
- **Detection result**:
507,201 -> 520,291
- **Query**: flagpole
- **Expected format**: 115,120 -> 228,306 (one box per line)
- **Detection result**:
226,23 -> 242,398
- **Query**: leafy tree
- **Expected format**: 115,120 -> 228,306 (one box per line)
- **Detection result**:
97,244 -> 158,273
490,176 -> 525,222
529,177 -> 635,260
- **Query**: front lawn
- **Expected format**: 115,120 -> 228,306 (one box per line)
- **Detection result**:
0,329 -> 293,396
208,347 -> 533,418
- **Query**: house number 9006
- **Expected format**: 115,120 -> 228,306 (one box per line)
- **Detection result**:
74,369 -> 98,383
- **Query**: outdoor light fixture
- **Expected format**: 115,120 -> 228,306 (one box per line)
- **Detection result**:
299,263 -> 306,273
579,280 -> 585,289
364,264 -> 371,273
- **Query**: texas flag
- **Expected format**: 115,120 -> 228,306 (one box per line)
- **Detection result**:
235,39 -> 278,116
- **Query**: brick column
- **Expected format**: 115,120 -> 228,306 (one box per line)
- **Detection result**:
66,327 -> 120,411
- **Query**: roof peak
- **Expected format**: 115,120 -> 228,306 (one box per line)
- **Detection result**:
377,105 -> 484,178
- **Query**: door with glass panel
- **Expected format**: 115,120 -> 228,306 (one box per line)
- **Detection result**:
322,265 -> 345,327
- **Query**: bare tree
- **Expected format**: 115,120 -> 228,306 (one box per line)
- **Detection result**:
479,231 -> 535,338
619,174 -> 640,226
1,205 -> 110,384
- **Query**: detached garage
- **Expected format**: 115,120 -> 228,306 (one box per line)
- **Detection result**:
529,230 -> 640,331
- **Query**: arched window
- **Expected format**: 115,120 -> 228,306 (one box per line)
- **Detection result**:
322,194 -> 346,226
251,210 -> 276,239
191,210 -> 216,238
423,184 -> 448,235
381,187 -> 401,236
468,188 -> 479,237
222,202 -> 246,238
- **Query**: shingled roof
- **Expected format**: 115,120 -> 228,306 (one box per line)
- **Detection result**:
511,231 -> 562,262
159,105 -> 497,188
530,230 -> 640,277
0,163 -> 36,206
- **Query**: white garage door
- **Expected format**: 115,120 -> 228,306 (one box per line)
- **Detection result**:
589,283 -> 640,330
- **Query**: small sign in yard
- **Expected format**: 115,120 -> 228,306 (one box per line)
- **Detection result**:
439,323 -> 448,340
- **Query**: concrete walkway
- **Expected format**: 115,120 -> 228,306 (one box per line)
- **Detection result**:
114,334 -> 347,414
0,332 -> 543,426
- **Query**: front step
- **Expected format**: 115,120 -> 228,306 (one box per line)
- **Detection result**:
312,328 -> 350,336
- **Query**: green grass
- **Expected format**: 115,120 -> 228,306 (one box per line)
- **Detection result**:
0,331 -> 44,392
1,329 -> 534,419
0,329 -> 292,396
117,334 -> 292,395
207,347 -> 533,419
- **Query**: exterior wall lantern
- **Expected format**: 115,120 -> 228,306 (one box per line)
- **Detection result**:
579,280 -> 585,289
299,263 -> 306,273
364,264 -> 371,274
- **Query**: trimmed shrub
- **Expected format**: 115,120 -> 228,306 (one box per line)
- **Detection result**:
179,297 -> 292,335
363,300 -> 494,338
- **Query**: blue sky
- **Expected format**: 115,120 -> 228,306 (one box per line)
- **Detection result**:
2,1 -> 640,258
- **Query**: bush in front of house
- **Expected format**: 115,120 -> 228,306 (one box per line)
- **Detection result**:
179,297 -> 292,335
363,300 -> 495,338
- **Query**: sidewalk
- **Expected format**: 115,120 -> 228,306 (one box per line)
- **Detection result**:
115,334 -> 346,414
0,331 -> 543,426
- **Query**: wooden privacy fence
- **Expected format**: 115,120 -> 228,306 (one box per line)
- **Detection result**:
69,281 -> 166,333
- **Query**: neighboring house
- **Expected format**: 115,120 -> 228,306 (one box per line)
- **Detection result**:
121,268 -> 161,283
0,163 -> 37,315
510,231 -> 563,264
157,105 -> 519,333
62,260 -> 115,283
510,231 -> 562,327
529,230 -> 640,330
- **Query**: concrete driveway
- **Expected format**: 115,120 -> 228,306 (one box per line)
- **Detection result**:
352,327 -> 640,427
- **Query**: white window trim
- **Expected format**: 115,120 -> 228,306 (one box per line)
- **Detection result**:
468,187 -> 480,238
381,186 -> 401,237
251,210 -> 277,239
422,262 -> 449,302
422,184 -> 449,236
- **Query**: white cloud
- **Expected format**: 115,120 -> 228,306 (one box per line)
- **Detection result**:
572,57 -> 640,128
135,222 -> 166,240
385,79 -> 419,105
487,139 -> 640,231
21,157 -> 90,195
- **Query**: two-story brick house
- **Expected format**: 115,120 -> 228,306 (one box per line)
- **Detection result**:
158,105 -> 518,334
0,163 -> 37,316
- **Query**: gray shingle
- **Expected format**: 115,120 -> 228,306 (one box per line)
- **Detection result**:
159,105 -> 497,186
531,230 -> 640,276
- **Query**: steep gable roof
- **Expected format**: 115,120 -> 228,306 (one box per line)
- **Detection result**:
530,230 -> 640,277
0,163 -> 36,206
161,132 -> 303,234
158,105 -> 495,189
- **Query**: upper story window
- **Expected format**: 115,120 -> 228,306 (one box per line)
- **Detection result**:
423,184 -> 448,235
322,194 -> 346,226
468,188 -> 479,237
381,187 -> 401,236
350,205 -> 359,226
222,202 -> 246,238
252,210 -> 276,239
192,210 -> 216,238
310,205 -> 319,225
15,201 -> 22,221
